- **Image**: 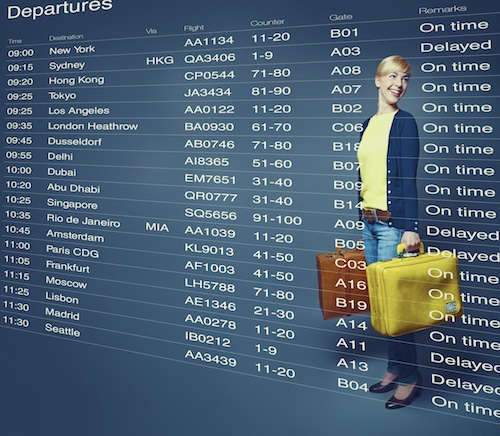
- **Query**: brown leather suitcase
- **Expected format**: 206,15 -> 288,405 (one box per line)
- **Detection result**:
316,248 -> 369,319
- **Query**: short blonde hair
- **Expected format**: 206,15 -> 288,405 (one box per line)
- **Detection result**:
376,55 -> 411,77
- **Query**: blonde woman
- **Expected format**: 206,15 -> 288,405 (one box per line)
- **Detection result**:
357,55 -> 421,409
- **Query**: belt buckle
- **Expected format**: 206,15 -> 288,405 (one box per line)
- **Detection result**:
364,209 -> 388,223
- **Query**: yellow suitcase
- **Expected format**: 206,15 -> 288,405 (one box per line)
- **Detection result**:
367,243 -> 463,337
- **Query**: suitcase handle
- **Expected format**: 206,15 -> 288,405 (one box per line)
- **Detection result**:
397,242 -> 424,258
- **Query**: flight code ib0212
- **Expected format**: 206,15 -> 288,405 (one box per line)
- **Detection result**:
185,331 -> 231,348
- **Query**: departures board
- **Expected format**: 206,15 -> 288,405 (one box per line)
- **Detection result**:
1,1 -> 499,435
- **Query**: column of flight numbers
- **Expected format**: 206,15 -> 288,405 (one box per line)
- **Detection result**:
3,44 -> 36,332
328,22 -> 372,395
249,28 -> 300,381
182,30 -> 239,370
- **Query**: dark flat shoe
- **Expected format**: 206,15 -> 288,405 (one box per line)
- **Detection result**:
385,376 -> 422,409
369,378 -> 398,393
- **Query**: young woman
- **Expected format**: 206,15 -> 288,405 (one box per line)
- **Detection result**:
357,55 -> 422,409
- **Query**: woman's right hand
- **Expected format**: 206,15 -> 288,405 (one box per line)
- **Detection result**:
401,231 -> 420,252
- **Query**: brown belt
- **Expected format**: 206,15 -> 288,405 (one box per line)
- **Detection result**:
363,209 -> 391,223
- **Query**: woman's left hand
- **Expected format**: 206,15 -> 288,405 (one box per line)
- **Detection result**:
401,231 -> 420,252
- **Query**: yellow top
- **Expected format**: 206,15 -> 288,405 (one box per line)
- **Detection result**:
357,111 -> 397,210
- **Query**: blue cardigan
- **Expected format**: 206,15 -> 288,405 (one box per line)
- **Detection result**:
359,109 -> 419,232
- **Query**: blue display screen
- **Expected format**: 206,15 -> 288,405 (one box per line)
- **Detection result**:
2,1 -> 499,434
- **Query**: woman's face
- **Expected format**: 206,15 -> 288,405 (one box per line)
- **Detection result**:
375,71 -> 410,106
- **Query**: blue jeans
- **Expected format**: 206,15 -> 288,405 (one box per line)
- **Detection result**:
362,218 -> 420,385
